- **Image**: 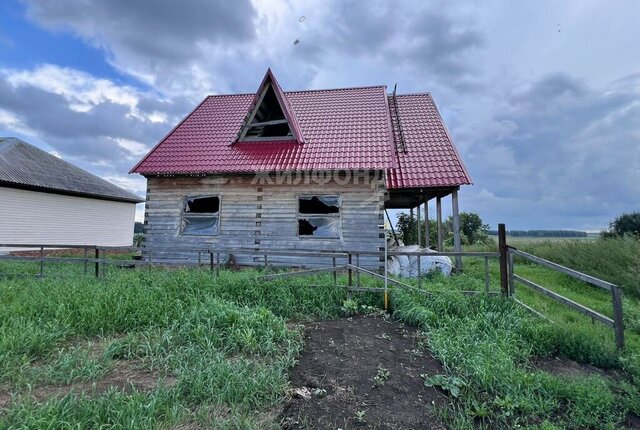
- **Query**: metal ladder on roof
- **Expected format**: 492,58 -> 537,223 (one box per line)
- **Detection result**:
389,84 -> 407,153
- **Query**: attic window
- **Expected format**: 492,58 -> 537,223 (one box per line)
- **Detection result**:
181,196 -> 220,236
238,83 -> 294,141
298,195 -> 340,238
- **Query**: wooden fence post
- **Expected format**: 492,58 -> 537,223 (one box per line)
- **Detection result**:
508,249 -> 515,296
498,224 -> 509,296
612,286 -> 625,349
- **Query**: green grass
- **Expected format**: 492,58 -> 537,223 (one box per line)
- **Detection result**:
1,250 -> 639,429
393,289 -> 639,429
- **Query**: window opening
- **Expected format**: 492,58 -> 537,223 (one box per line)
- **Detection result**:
182,196 -> 220,235
298,195 -> 340,238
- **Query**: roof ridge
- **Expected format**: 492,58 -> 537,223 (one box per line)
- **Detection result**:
203,84 -> 388,99
386,91 -> 432,97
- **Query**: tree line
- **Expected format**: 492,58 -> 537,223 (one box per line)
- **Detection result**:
487,229 -> 588,237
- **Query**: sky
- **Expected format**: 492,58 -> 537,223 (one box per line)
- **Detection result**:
0,0 -> 639,230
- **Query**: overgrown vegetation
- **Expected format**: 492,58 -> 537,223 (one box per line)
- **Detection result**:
394,288 -> 640,429
0,254 -> 639,428
0,267 -> 379,428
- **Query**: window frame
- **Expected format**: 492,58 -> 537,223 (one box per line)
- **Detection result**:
237,83 -> 295,142
296,194 -> 342,240
180,194 -> 221,237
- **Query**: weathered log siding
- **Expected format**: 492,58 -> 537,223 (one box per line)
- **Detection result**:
144,172 -> 386,269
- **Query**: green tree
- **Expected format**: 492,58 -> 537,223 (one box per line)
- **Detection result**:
395,211 -> 491,247
604,212 -> 640,238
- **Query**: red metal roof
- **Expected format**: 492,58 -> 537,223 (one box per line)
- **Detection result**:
386,93 -> 471,189
131,71 -> 471,190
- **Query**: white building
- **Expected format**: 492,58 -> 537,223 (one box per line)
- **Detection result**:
0,137 -> 143,247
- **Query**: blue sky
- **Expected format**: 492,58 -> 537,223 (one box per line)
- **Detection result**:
1,0 -> 639,230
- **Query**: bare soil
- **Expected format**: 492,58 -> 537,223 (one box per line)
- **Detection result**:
0,359 -> 176,408
280,315 -> 447,430
532,356 -> 620,379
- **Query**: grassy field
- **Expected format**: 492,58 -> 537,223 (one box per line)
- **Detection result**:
0,240 -> 639,429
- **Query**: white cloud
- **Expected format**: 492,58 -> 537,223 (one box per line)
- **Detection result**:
1,0 -> 639,231
6,65 -> 139,111
103,174 -> 146,195
111,137 -> 150,157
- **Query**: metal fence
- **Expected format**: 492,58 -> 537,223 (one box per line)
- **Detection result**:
1,231 -> 626,349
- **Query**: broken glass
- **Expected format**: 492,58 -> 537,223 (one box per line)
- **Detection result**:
299,195 -> 339,214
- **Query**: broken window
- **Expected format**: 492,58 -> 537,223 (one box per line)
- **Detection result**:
298,195 -> 340,238
181,196 -> 220,236
239,83 -> 294,140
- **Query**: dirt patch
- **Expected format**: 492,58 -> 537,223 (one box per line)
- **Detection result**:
280,315 -> 447,430
0,359 -> 176,408
532,356 -> 622,380
625,412 -> 640,429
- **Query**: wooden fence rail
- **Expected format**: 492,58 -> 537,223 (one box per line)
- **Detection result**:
505,245 -> 625,349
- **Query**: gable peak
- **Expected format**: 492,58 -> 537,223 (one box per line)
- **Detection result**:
235,69 -> 304,143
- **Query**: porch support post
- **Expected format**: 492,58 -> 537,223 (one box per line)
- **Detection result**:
424,200 -> 430,249
436,196 -> 443,251
416,202 -> 421,246
452,189 -> 462,271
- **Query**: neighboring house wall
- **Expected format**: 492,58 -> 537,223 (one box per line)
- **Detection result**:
144,171 -> 386,269
0,186 -> 137,247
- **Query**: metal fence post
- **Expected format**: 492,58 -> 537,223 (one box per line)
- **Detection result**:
210,252 -> 214,275
417,250 -> 422,289
83,247 -> 88,275
356,253 -> 360,287
611,286 -> 625,349
94,248 -> 100,278
498,224 -> 509,296
216,252 -> 220,277
332,257 -> 337,286
484,256 -> 489,293
39,246 -> 44,278
348,253 -> 352,286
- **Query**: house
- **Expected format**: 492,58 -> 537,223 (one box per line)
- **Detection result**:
131,70 -> 471,269
0,137 -> 143,247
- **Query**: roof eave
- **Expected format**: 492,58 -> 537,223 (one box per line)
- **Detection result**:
0,180 -> 144,204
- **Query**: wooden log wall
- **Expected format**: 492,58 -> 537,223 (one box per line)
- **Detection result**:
143,171 -> 386,269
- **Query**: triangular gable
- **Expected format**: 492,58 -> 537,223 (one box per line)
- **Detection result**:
236,68 -> 304,143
